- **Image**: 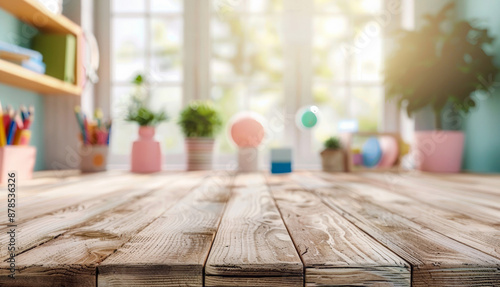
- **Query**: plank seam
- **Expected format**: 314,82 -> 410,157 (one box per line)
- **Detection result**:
293,172 -> 414,285
202,172 -> 236,287
264,174 -> 306,287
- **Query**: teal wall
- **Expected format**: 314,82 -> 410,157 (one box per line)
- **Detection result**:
458,0 -> 500,173
0,10 -> 45,170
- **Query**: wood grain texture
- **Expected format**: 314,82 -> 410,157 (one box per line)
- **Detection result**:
205,275 -> 304,287
293,172 -> 500,286
98,172 -> 233,287
267,176 -> 410,287
0,173 -> 203,287
205,173 -> 303,285
315,172 -> 500,259
358,172 -> 500,226
0,172 -> 175,260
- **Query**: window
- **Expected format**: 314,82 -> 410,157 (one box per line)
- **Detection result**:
211,0 -> 286,153
109,0 -> 184,163
312,0 -> 385,152
104,0 -> 387,167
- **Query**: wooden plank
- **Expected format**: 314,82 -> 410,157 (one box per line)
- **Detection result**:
0,173 -> 205,286
358,172 -> 500,226
0,0 -> 81,35
205,173 -> 303,286
0,59 -> 82,96
98,172 -> 234,287
367,172 -> 500,210
0,172 -> 180,260
415,172 -> 500,196
205,276 -> 304,287
267,176 -> 411,286
315,172 -> 500,259
0,171 -> 148,226
292,172 -> 500,287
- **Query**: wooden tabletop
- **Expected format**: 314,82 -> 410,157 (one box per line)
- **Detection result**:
1,171 -> 500,286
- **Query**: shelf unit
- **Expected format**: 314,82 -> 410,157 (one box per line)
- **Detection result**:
0,0 -> 82,96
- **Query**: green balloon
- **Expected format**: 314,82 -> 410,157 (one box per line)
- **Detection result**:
301,110 -> 318,128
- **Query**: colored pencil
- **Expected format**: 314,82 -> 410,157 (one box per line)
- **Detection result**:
74,106 -> 87,144
83,114 -> 90,145
6,113 -> 17,145
0,101 -> 6,147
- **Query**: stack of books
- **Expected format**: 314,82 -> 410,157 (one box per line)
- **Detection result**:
0,41 -> 46,74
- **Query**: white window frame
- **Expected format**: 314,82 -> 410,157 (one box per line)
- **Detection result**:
95,0 -> 401,170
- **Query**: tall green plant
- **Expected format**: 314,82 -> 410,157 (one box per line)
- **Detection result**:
178,101 -> 223,138
385,3 -> 498,130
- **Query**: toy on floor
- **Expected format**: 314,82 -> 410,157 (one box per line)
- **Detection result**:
270,148 -> 292,174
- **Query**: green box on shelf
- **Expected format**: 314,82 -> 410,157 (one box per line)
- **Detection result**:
31,33 -> 76,83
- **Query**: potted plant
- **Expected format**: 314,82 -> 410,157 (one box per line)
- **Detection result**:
126,74 -> 168,173
320,137 -> 345,172
385,3 -> 498,173
178,101 -> 223,171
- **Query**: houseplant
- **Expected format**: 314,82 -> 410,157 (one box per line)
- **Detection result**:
178,101 -> 223,171
320,137 -> 345,172
385,3 -> 498,173
126,74 -> 168,173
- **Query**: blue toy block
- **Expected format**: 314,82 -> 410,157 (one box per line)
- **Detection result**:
271,162 -> 292,174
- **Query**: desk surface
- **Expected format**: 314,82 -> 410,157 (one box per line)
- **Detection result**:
1,171 -> 499,286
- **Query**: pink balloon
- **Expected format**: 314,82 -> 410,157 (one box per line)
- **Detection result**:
378,136 -> 399,168
230,116 -> 265,147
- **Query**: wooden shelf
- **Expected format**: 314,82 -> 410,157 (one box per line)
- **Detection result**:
0,0 -> 81,35
0,0 -> 83,96
0,59 -> 81,96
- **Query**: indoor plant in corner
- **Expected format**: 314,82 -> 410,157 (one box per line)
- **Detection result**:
385,3 -> 498,173
178,101 -> 223,171
126,74 -> 168,173
320,137 -> 345,172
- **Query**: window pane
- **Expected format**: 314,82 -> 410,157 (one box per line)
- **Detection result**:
246,17 -> 283,82
112,18 -> 146,82
150,18 -> 183,82
211,85 -> 245,153
212,16 -> 245,82
313,17 -> 349,82
248,86 -> 285,147
112,0 -> 145,13
150,0 -> 183,13
315,0 -> 383,14
350,0 -> 383,14
110,86 -> 137,155
150,87 -> 183,153
350,36 -> 382,82
351,86 -> 383,132
314,17 -> 349,40
247,0 -> 283,13
314,0 -> 349,13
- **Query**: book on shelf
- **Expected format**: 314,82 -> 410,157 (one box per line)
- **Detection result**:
32,34 -> 76,83
0,41 -> 43,62
0,41 -> 46,74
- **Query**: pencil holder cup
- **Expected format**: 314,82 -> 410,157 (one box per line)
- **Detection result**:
0,146 -> 37,185
80,145 -> 108,173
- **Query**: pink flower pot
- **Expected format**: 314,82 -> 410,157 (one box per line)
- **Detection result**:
185,138 -> 214,171
414,131 -> 464,173
131,126 -> 162,173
